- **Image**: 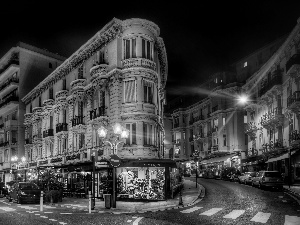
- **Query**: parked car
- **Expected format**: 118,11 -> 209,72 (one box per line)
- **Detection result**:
0,182 -> 8,197
238,172 -> 256,184
252,171 -> 284,190
9,182 -> 41,204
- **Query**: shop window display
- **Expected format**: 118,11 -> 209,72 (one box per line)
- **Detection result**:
117,167 -> 165,200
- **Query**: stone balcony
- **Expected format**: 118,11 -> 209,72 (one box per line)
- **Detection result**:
260,107 -> 284,128
90,64 -> 108,80
24,113 -> 33,125
122,58 -> 156,71
70,79 -> 86,93
244,122 -> 258,138
287,91 -> 300,113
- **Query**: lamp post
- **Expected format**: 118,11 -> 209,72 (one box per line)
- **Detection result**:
97,123 -> 129,208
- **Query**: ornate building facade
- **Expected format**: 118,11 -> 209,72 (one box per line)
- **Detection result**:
0,42 -> 65,184
22,18 -> 174,200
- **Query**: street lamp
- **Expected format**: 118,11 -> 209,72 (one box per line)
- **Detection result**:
237,95 -> 249,104
97,123 -> 129,208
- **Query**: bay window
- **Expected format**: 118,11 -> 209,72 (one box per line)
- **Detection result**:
143,80 -> 153,103
125,123 -> 136,145
123,38 -> 137,59
142,38 -> 153,60
124,80 -> 136,103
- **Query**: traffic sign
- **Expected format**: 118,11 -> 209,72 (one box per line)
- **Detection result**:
109,154 -> 121,167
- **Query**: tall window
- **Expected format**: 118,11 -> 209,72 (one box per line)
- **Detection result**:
11,131 -> 17,144
143,123 -> 154,145
63,79 -> 67,90
123,38 -> 136,59
79,134 -> 85,149
49,87 -> 53,99
125,123 -> 136,145
143,80 -> 153,103
4,149 -> 8,162
142,38 -> 153,60
223,134 -> 227,146
124,80 -> 136,103
39,96 -> 42,107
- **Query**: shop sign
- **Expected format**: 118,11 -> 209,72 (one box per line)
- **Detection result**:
95,161 -> 109,168
109,154 -> 121,167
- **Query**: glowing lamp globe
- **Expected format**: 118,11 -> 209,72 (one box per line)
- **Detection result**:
112,123 -> 123,135
97,126 -> 108,138
120,129 -> 130,139
21,156 -> 26,162
238,95 -> 248,104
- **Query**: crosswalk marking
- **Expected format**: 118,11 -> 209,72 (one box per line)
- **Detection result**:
284,215 -> 300,225
17,206 -> 37,210
49,219 -> 57,221
223,210 -> 245,219
0,207 -> 15,212
200,208 -> 223,216
250,212 -> 271,223
181,206 -> 203,213
43,205 -> 57,209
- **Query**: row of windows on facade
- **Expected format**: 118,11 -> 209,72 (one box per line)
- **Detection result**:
0,131 -> 18,144
25,122 -> 159,161
123,38 -> 154,60
28,79 -> 154,112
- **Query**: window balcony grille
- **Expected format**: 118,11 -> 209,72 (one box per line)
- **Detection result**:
71,116 -> 85,127
56,123 -> 68,133
89,106 -> 106,120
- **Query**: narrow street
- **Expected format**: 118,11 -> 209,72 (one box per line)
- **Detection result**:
137,177 -> 300,225
1,178 -> 300,225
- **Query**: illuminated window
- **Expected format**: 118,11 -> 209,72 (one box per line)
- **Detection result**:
142,38 -> 153,60
123,38 -> 137,59
244,62 -> 247,67
125,123 -> 137,145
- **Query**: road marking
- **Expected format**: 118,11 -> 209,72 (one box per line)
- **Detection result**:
49,219 -> 57,221
18,206 -> 37,210
181,206 -> 203,213
250,212 -> 271,223
60,213 -> 72,214
0,207 -> 16,212
279,196 -> 284,198
200,208 -> 223,216
284,215 -> 300,225
223,210 -> 245,219
40,216 -> 48,218
35,214 -> 40,215
44,212 -> 53,213
283,200 -> 287,202
127,220 -> 132,222
59,222 -> 67,225
133,217 -> 143,225
43,205 -> 57,209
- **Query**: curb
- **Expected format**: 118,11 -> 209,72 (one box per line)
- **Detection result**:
284,187 -> 300,200
50,182 -> 206,214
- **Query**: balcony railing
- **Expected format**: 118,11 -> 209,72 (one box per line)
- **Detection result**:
25,138 -> 32,144
0,54 -> 19,75
56,123 -> 68,133
289,130 -> 300,144
71,116 -> 85,127
0,77 -> 19,93
43,129 -> 54,138
287,91 -> 300,108
259,75 -> 282,97
0,95 -> 18,109
122,58 -> 156,71
260,107 -> 283,126
89,106 -> 106,120
173,123 -> 179,128
286,53 -> 300,74
211,145 -> 218,151
0,141 -> 9,147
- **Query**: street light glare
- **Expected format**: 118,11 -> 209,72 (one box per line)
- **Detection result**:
238,95 -> 248,104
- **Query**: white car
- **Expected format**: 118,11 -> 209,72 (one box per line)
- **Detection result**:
238,172 -> 256,184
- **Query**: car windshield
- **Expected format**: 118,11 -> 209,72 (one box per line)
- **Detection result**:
19,183 -> 39,190
264,172 -> 281,177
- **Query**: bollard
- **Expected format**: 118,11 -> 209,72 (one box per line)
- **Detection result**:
88,191 -> 91,214
179,187 -> 183,206
40,191 -> 43,212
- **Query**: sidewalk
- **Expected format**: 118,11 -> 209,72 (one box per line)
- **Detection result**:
50,179 -> 205,214
284,184 -> 300,200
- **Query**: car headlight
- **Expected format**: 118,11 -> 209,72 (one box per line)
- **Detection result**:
20,191 -> 27,195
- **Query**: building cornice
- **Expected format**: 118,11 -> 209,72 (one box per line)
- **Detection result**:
22,18 -> 168,105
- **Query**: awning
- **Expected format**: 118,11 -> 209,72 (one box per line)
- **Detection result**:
266,150 -> 297,163
120,159 -> 177,168
200,154 -> 236,165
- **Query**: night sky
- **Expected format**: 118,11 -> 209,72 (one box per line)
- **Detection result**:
1,1 -> 300,101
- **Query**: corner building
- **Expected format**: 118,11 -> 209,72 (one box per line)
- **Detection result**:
22,18 -> 175,200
